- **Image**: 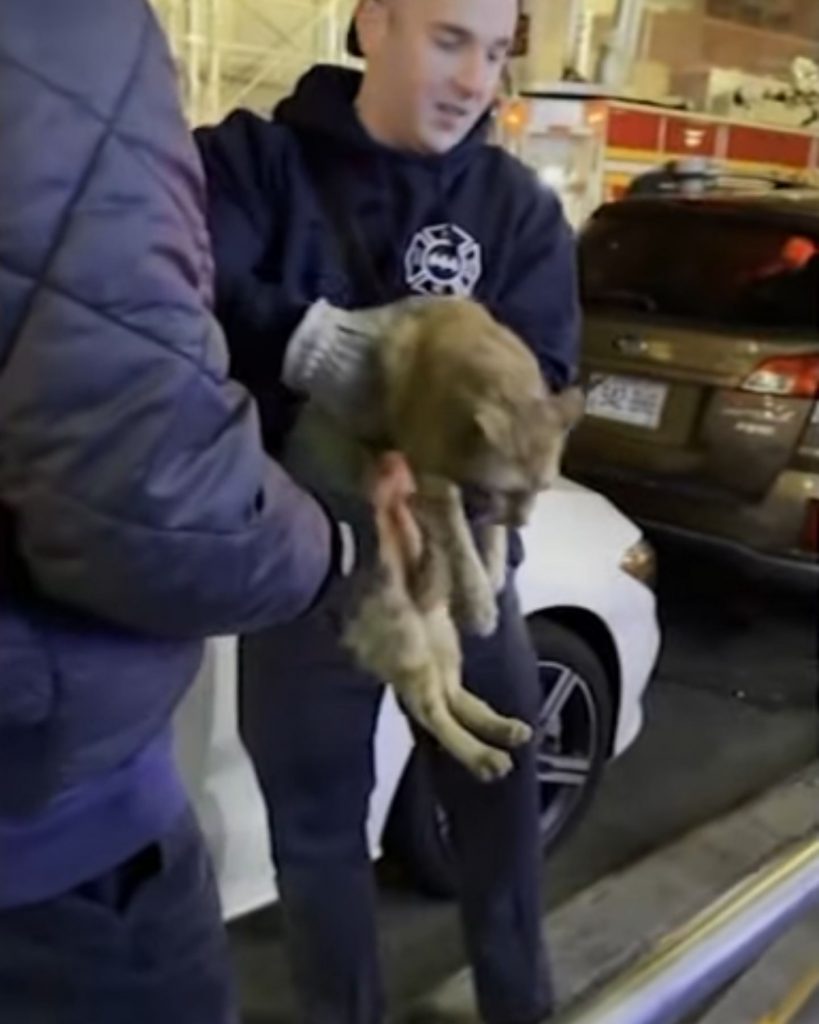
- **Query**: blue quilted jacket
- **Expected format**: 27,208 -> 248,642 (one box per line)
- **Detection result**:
0,0 -> 333,903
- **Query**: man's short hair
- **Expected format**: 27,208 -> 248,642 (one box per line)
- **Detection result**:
347,13 -> 364,58
345,0 -> 525,59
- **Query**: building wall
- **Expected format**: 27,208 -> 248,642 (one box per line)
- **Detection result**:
642,0 -> 819,78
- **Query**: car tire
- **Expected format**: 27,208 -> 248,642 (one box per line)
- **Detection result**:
383,617 -> 616,900
528,617 -> 615,851
382,748 -> 456,900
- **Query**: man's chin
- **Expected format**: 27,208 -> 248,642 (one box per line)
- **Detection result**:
417,125 -> 469,155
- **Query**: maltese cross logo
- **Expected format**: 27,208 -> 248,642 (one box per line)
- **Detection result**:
404,223 -> 482,297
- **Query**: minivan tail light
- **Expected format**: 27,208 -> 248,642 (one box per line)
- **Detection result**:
741,355 -> 819,398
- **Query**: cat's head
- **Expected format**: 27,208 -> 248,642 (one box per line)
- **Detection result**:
457,386 -> 585,527
387,298 -> 585,523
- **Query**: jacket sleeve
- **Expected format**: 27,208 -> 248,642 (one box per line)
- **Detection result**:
194,113 -> 310,397
488,169 -> 581,391
0,0 -> 334,637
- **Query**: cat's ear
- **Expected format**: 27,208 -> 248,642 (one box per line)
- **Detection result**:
554,386 -> 585,428
473,404 -> 508,447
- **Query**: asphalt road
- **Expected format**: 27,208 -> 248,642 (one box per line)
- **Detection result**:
233,536 -> 818,1023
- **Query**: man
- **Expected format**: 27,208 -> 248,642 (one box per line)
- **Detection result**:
0,2 -> 413,1022
197,0 -> 579,1020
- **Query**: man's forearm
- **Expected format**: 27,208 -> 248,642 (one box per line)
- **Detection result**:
218,277 -> 309,391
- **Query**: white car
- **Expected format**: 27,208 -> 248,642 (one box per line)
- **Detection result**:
174,478 -> 661,920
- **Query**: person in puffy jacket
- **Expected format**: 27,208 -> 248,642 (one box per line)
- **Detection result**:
0,3 -> 413,1021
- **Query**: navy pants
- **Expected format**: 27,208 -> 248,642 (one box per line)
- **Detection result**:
240,584 -> 552,1024
0,807 -> 237,1024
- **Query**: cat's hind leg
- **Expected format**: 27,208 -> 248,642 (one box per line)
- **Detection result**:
343,568 -> 515,783
394,660 -> 515,783
449,689 -> 532,749
423,604 -> 533,755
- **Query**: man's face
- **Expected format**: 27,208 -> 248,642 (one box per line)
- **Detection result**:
359,0 -> 517,155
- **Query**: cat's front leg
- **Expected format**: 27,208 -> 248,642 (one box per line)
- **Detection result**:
477,523 -> 508,595
416,476 -> 498,637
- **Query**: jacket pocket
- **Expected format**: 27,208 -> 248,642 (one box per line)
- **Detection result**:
69,842 -> 164,918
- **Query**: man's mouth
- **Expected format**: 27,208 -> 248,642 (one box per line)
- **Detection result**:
434,102 -> 469,123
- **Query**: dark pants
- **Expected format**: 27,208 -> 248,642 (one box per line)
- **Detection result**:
240,585 -> 552,1024
0,807 -> 237,1024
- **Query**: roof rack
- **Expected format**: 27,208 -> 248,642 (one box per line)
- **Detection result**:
624,159 -> 816,198
708,172 -> 804,191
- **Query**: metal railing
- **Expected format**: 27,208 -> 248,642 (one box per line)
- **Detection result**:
552,833 -> 819,1024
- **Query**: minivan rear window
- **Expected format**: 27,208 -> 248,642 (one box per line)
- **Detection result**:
580,205 -> 819,332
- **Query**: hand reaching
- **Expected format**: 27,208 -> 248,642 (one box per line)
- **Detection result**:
367,450 -> 423,574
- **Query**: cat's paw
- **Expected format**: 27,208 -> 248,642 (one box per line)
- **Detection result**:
502,719 -> 533,748
471,748 -> 514,783
455,589 -> 498,637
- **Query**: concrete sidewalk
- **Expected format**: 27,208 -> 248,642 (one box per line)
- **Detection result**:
404,763 -> 819,1022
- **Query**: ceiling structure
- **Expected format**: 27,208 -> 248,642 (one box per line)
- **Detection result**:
152,0 -> 353,124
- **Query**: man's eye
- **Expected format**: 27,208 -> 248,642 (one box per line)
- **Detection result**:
434,34 -> 462,52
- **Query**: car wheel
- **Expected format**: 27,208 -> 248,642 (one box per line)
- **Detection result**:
382,746 -> 457,900
383,618 -> 616,899
528,617 -> 614,850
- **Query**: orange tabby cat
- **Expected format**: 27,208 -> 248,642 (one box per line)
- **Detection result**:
289,299 -> 584,781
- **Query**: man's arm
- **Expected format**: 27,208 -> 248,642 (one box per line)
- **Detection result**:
0,0 -> 335,638
488,173 -> 581,390
196,113 -> 426,438
195,112 -> 311,397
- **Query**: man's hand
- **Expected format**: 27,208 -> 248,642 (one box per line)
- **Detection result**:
281,298 -> 426,428
367,450 -> 422,576
368,450 -> 416,510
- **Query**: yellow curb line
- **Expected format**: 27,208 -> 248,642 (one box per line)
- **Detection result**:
756,965 -> 819,1024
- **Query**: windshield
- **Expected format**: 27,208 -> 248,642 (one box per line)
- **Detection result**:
580,205 -> 819,333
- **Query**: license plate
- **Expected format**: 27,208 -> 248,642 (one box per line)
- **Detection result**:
586,375 -> 668,429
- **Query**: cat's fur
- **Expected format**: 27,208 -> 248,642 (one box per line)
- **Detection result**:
292,299 -> 584,781
377,300 -> 583,638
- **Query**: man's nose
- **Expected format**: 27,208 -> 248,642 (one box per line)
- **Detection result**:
453,48 -> 488,99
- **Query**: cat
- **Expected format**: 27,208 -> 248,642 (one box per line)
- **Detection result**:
371,298 -> 584,637
287,298 -> 584,781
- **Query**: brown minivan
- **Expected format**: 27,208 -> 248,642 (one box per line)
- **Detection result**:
566,189 -> 819,583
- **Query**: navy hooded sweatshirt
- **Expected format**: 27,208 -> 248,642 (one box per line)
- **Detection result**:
195,65 -> 580,443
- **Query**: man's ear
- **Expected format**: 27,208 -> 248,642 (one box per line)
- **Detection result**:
355,0 -> 389,58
